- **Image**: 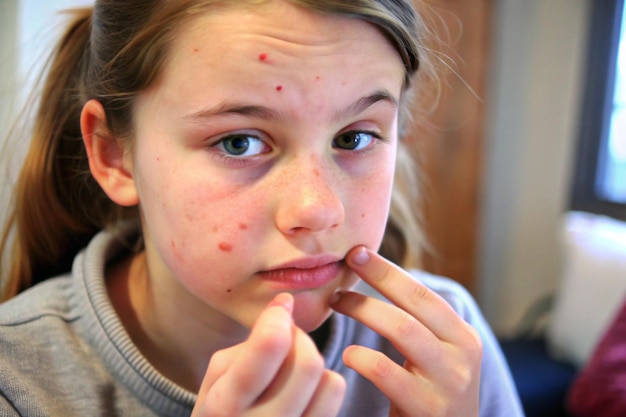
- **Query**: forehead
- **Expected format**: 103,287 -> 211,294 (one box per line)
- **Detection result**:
137,0 -> 406,123
165,0 -> 403,72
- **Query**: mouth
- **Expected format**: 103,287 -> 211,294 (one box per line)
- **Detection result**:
259,255 -> 344,290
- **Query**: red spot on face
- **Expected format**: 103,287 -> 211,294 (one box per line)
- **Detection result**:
218,242 -> 233,252
259,53 -> 268,61
239,223 -> 248,230
313,169 -> 320,177
315,76 -> 321,81
193,48 -> 199,53
276,85 -> 283,91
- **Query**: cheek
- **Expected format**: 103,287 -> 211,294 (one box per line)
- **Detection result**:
168,190 -> 260,256
350,169 -> 395,244
140,168 -> 263,281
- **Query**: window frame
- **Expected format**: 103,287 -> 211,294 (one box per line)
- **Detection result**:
570,0 -> 626,221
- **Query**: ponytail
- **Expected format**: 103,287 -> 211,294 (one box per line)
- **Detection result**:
0,8 -> 128,301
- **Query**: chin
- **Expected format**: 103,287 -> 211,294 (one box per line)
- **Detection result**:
290,291 -> 335,333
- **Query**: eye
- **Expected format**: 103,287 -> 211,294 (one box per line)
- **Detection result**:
333,131 -> 378,151
214,134 -> 270,157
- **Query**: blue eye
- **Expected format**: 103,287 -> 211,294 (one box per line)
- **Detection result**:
214,134 -> 269,157
333,131 -> 378,151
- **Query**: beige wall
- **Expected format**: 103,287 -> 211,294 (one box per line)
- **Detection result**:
0,0 -> 19,224
478,0 -> 590,335
0,0 -> 18,147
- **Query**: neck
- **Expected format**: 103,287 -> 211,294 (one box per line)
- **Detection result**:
106,251 -> 248,392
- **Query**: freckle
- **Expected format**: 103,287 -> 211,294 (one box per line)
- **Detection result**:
226,289 -> 232,293
259,53 -> 268,61
276,85 -> 282,91
361,213 -> 366,218
315,76 -> 320,81
239,223 -> 248,230
219,242 -> 233,252
212,226 -> 218,233
193,48 -> 199,53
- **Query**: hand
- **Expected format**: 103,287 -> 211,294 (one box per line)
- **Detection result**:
192,293 -> 346,417
331,246 -> 482,417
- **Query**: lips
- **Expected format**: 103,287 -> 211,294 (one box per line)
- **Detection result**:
260,256 -> 343,290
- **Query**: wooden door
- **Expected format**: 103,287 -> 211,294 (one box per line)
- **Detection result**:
406,0 -> 493,293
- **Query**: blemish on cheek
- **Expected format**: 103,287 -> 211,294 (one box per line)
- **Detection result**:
170,240 -> 183,261
226,289 -> 232,293
259,53 -> 268,61
193,48 -> 199,53
315,75 -> 321,81
239,223 -> 248,230
361,213 -> 366,218
218,242 -> 233,252
212,226 -> 219,233
313,169 -> 320,177
276,85 -> 283,91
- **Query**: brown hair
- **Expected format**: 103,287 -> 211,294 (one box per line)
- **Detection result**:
0,0 -> 434,301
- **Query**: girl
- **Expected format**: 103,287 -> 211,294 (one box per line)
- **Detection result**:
0,1 -> 523,416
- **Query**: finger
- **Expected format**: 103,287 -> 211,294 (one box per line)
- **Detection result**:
257,326 -> 327,415
342,345 -> 426,414
207,293 -> 294,412
302,370 -> 347,417
331,290 -> 442,365
346,246 -> 468,342
196,344 -> 243,405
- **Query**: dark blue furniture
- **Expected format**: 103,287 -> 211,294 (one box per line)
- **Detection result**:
499,337 -> 578,417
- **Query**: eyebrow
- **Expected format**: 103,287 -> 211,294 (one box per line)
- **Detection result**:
183,89 -> 398,123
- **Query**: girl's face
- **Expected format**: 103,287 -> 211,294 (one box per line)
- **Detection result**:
129,0 -> 406,332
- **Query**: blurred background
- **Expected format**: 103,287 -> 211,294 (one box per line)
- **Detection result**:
0,1 -> 625,415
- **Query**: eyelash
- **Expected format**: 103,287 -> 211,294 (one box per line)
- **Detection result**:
332,130 -> 385,152
208,129 -> 386,167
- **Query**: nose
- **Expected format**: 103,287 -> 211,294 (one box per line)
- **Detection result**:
274,156 -> 346,235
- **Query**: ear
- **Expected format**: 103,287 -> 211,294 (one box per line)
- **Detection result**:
81,99 -> 139,207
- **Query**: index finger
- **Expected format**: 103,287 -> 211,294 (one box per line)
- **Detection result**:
346,246 -> 466,342
207,294 -> 294,411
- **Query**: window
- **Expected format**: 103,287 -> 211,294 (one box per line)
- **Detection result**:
599,11 -> 626,203
571,0 -> 626,220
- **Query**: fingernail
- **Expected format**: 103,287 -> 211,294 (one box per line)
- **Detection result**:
268,293 -> 294,313
329,290 -> 343,305
350,246 -> 370,266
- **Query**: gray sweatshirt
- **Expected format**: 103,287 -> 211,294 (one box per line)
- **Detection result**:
0,230 -> 524,416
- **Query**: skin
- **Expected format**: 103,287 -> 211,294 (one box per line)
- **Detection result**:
81,1 -> 482,416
